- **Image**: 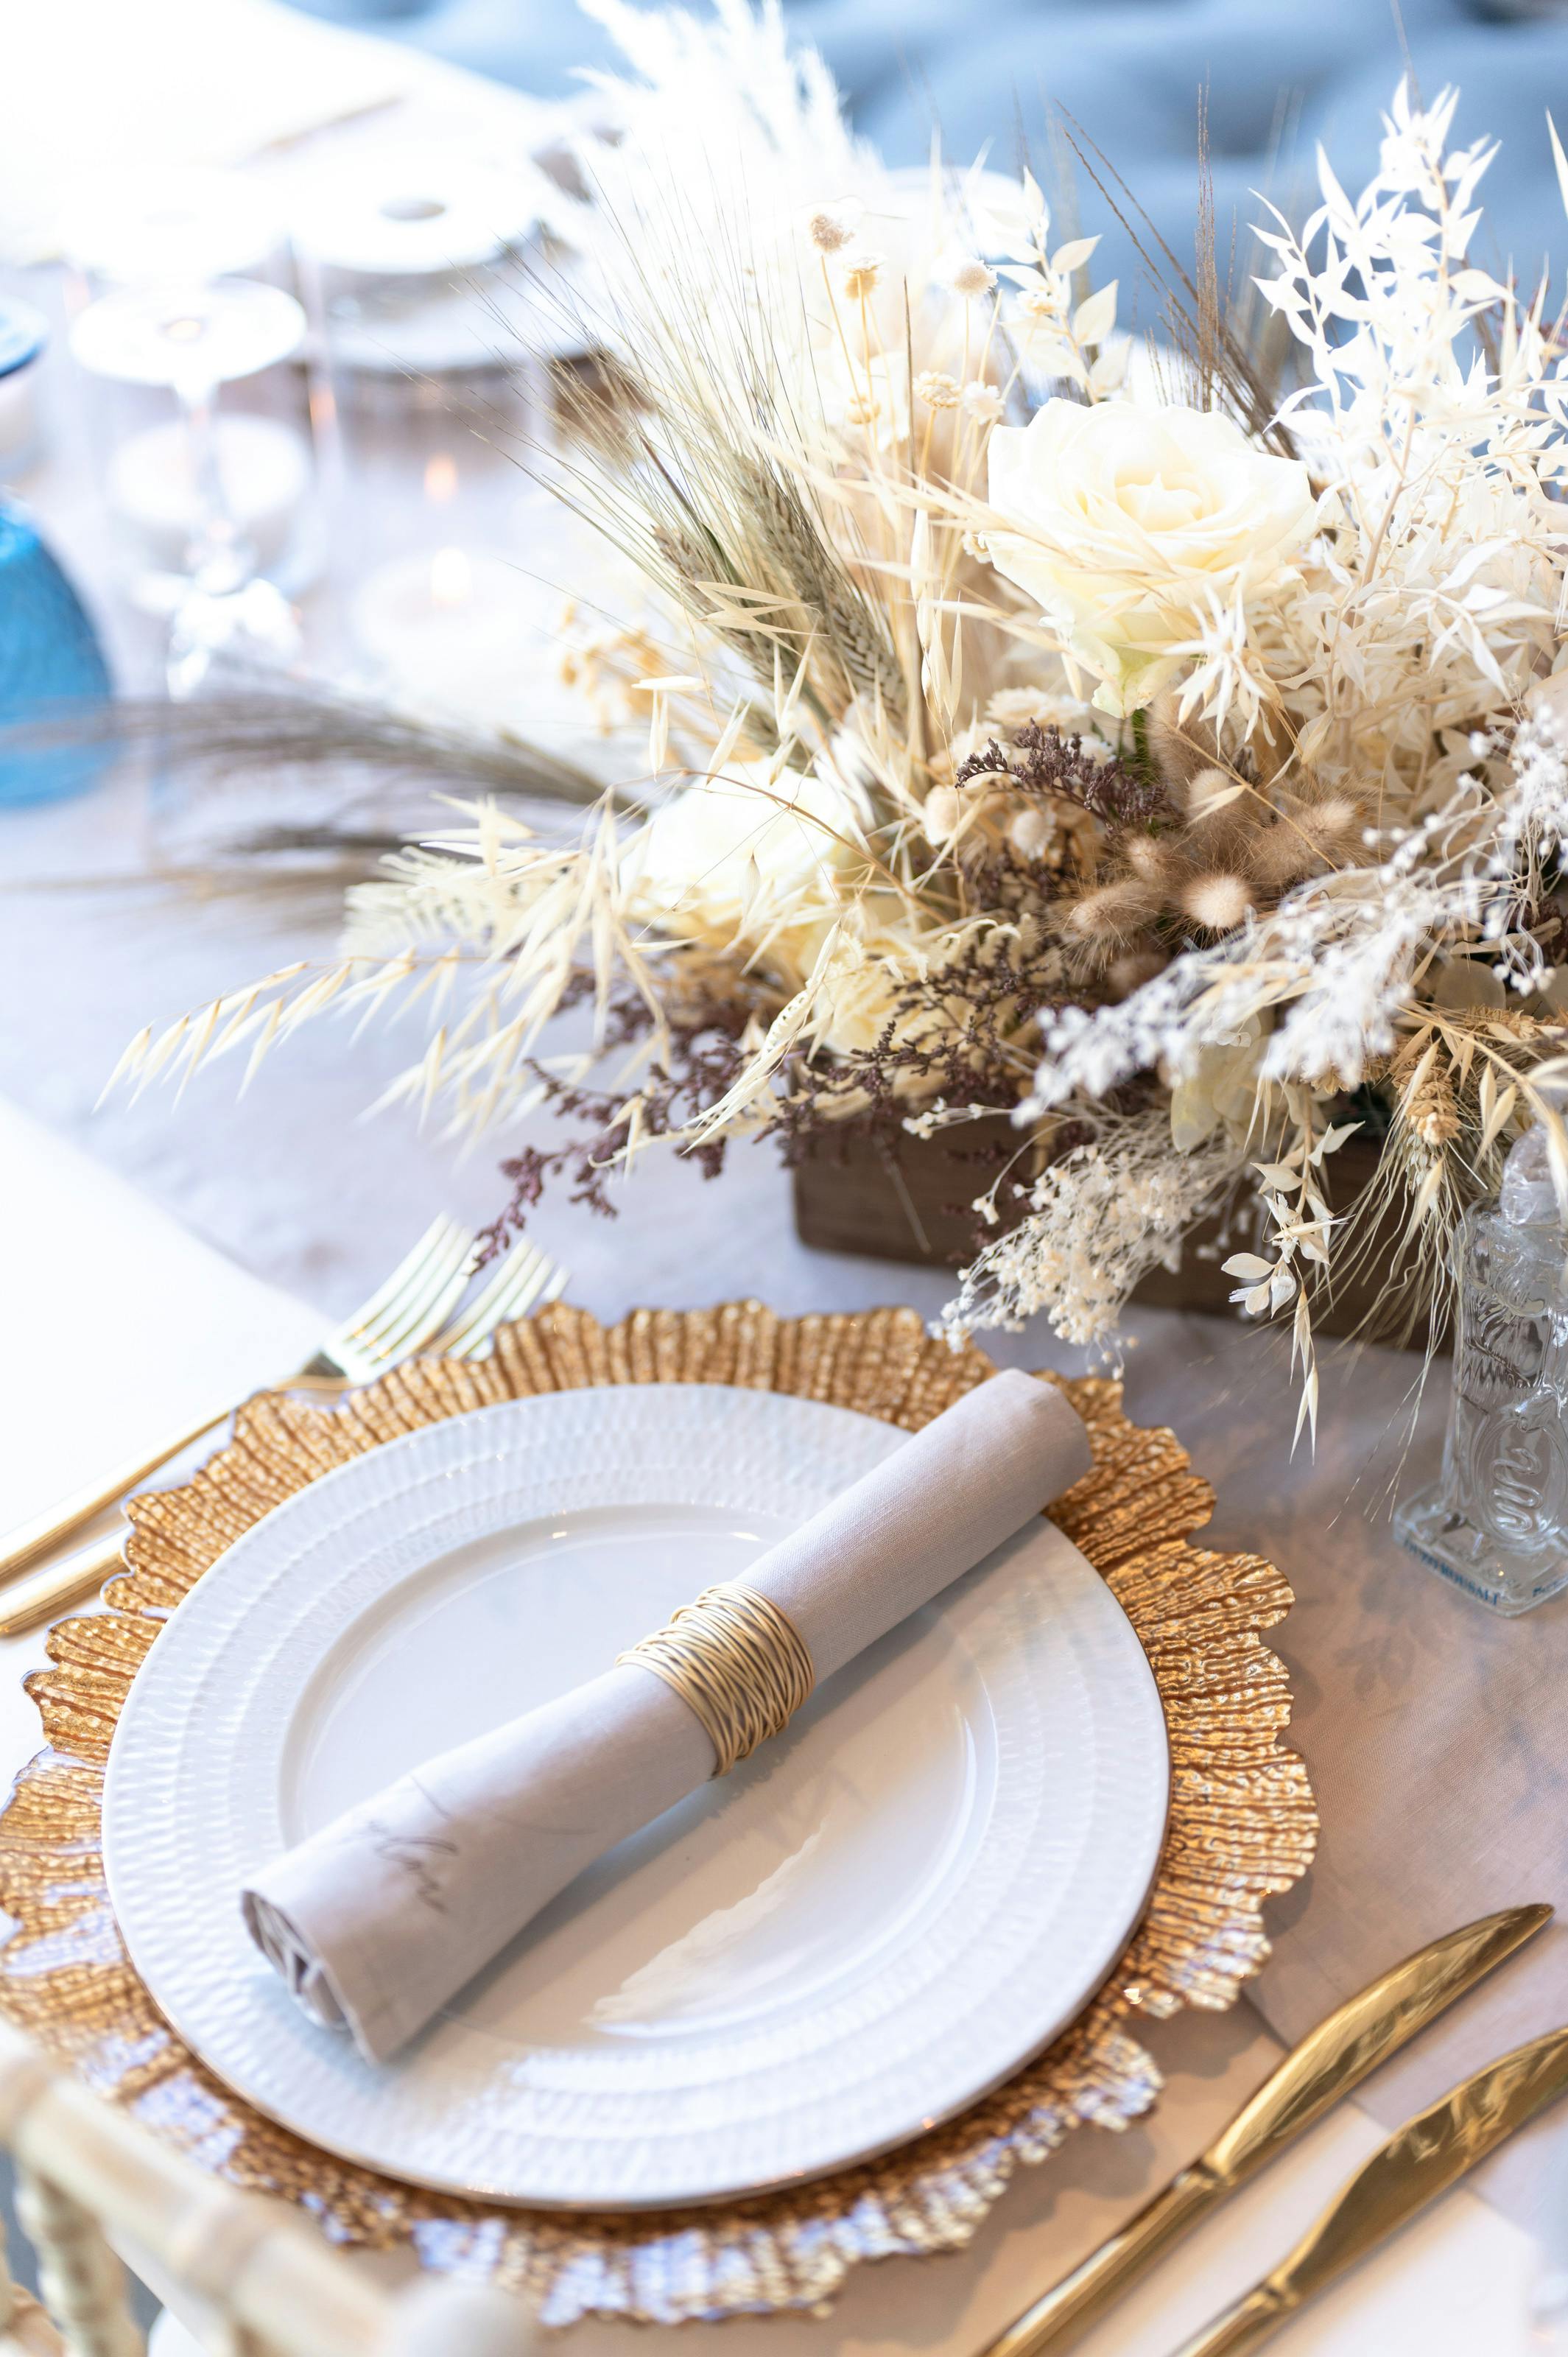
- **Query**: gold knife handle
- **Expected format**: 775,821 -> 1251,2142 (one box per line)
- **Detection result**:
982,2168 -> 1217,2357
0,1532 -> 127,1637
1170,2286 -> 1290,2357
0,1408 -> 239,1584
0,1354 -> 356,1587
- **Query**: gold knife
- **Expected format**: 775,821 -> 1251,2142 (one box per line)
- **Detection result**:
980,1903 -> 1552,2357
0,1528 -> 126,1638
1170,2021 -> 1568,2355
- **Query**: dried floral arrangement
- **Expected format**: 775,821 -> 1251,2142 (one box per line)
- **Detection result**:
122,2 -> 1568,1436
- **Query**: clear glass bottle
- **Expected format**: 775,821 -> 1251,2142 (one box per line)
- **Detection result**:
1394,1125 -> 1568,1615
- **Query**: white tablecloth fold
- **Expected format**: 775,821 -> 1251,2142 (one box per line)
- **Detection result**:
242,1368 -> 1091,2060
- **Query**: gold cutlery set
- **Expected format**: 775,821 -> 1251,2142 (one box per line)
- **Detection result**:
1,1224 -> 1558,2347
984,1903 -> 1558,2356
0,1218 -> 565,1634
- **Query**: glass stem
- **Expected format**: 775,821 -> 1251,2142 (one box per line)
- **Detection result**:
175,375 -> 253,594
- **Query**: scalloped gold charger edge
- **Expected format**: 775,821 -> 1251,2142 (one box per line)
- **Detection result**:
0,1302 -> 1317,2325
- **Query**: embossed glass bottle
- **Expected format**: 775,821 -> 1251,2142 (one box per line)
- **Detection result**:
1394,1126 -> 1568,1615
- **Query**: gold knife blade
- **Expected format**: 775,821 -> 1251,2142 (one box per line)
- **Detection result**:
1170,2022 -> 1568,2357
980,1903 -> 1552,2357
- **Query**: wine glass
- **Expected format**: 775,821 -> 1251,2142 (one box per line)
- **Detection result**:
69,279 -> 308,694
291,140 -> 541,596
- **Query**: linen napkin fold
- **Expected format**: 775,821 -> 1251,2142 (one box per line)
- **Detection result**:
242,1369 -> 1091,2061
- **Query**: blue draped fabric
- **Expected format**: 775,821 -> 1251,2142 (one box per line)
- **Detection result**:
0,502 -> 113,807
283,0 -> 1568,307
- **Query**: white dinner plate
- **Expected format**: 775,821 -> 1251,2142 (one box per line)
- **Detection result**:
103,1383 -> 1170,2209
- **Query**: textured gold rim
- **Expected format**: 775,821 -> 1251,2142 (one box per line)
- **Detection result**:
0,1302 -> 1316,2325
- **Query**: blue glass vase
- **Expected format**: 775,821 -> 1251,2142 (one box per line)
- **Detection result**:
0,497 -> 113,808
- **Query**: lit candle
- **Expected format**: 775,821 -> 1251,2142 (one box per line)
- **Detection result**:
423,453 -> 458,504
350,547 -> 549,689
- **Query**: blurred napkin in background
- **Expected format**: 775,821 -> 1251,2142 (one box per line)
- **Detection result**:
0,0 -> 411,264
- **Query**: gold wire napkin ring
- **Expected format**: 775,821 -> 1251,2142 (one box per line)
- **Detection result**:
618,1584 -> 816,1778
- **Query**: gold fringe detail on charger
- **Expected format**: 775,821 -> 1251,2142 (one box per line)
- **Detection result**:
0,1302 -> 1316,2324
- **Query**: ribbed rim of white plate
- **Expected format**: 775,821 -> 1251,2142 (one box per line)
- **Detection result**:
102,1384 -> 1171,2210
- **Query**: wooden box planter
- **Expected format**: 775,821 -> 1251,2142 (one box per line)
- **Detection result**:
792,1126 -> 1437,1345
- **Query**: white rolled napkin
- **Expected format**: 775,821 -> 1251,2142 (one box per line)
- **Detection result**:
242,1369 -> 1091,2060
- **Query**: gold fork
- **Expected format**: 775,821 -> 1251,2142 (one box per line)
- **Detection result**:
0,1223 -> 566,1635
427,1234 -> 569,1360
0,1215 -> 478,1587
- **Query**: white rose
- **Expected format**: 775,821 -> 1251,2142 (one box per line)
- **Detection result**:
985,400 -> 1315,716
629,764 -> 862,986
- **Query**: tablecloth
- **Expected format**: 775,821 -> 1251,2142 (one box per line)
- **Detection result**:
0,1095 -> 1545,2356
1,0 -> 1564,2329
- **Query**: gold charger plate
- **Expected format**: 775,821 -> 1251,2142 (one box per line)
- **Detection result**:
0,1302 -> 1316,2324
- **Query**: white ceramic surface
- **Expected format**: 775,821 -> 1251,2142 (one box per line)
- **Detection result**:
103,1384 -> 1170,2209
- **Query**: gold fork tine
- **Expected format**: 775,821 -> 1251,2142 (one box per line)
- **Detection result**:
428,1242 -> 541,1357
433,1241 -> 557,1359
342,1218 -> 470,1352
479,1244 -> 561,1332
323,1216 -> 462,1352
295,1215 -> 472,1380
353,1225 -> 477,1364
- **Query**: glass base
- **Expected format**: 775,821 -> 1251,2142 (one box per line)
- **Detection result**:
1394,1482 -> 1568,1615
